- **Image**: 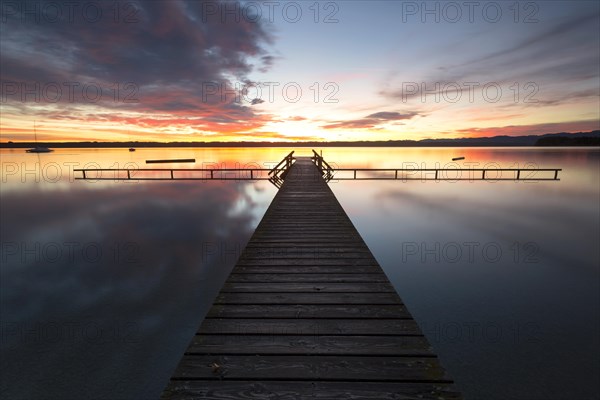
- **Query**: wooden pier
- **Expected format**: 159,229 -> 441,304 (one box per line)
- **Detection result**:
74,149 -> 561,183
161,156 -> 462,399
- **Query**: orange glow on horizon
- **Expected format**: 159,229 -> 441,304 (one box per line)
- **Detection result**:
1,118 -> 598,143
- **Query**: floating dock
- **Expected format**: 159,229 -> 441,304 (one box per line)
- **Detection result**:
161,156 -> 462,399
146,158 -> 196,164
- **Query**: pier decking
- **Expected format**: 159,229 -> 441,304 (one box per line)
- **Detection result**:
161,156 -> 462,399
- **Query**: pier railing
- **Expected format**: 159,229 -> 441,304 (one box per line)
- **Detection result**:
73,150 -> 561,183
73,168 -> 277,181
72,152 -> 297,184
311,150 -> 335,182
268,151 -> 295,188
73,167 -> 562,182
332,168 -> 562,181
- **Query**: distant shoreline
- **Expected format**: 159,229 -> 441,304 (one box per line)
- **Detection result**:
1,130 -> 598,148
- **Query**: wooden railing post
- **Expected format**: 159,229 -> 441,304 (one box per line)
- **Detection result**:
311,149 -> 335,183
268,151 -> 295,188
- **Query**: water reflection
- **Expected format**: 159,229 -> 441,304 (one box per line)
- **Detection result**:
329,148 -> 599,400
1,147 -> 598,400
1,180 -> 271,399
0,147 -> 299,192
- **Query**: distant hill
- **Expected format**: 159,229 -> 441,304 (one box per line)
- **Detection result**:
535,135 -> 600,146
2,130 -> 599,148
419,130 -> 600,147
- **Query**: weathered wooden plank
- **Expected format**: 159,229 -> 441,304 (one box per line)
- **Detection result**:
248,232 -> 358,236
239,254 -> 376,261
249,235 -> 362,240
240,239 -> 366,244
241,249 -> 372,256
226,273 -> 389,283
254,227 -> 355,231
221,282 -> 395,293
162,381 -> 462,400
243,246 -> 369,251
214,292 -> 402,305
242,246 -> 372,253
254,226 -> 356,230
206,304 -> 410,319
256,222 -> 355,226
171,355 -> 449,381
232,266 -> 382,274
197,319 -> 421,335
187,335 -> 433,356
255,223 -> 354,227
235,258 -> 378,266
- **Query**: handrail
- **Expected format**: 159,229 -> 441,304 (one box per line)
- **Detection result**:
73,168 -> 277,180
333,168 -> 563,171
268,151 -> 295,188
311,149 -> 335,182
268,151 -> 294,176
312,149 -> 334,171
74,151 -> 296,186
74,168 -> 274,172
332,168 -> 562,181
72,163 -> 562,182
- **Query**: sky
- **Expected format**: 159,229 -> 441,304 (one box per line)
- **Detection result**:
1,0 -> 599,142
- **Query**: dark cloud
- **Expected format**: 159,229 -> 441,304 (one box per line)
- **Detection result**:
382,12 -> 600,106
464,13 -> 599,68
502,88 -> 599,109
323,111 -> 420,130
454,120 -> 600,137
0,0 -> 277,134
250,98 -> 265,105
258,55 -> 277,73
366,111 -> 416,120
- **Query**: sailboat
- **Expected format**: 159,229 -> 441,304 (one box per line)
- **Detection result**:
26,122 -> 53,153
128,130 -> 135,151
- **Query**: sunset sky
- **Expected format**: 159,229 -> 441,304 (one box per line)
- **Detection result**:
1,0 -> 599,142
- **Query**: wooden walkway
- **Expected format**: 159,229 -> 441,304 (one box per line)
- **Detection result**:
162,157 -> 462,399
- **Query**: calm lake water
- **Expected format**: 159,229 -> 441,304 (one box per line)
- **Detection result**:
1,147 -> 598,400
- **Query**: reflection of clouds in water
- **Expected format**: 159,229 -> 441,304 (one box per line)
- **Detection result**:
376,181 -> 599,273
367,156 -> 600,400
0,182 -> 259,399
